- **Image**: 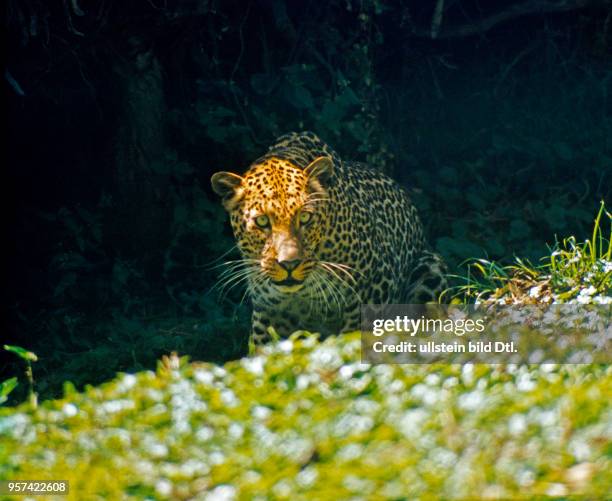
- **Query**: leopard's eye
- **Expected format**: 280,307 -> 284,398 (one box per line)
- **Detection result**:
299,211 -> 313,225
255,214 -> 270,228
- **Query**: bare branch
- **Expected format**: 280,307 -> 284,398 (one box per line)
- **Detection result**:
410,0 -> 600,39
70,0 -> 85,17
431,0 -> 445,39
63,0 -> 84,36
5,70 -> 26,96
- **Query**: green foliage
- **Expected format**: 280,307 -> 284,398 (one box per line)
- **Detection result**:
547,201 -> 612,297
9,151 -> 247,403
172,1 -> 394,172
8,0 -> 612,410
453,202 -> 612,303
187,60 -> 389,166
0,378 -> 18,405
1,334 -> 610,499
2,345 -> 38,408
3,345 -> 38,363
170,1 -> 611,272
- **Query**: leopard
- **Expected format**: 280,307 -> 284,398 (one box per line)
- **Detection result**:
211,131 -> 447,344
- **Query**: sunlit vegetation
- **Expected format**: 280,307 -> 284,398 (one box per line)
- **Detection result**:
1,337 -> 610,499
4,2 -> 611,497
453,202 -> 612,304
2,210 -> 610,498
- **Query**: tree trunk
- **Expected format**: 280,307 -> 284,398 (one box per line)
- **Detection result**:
109,37 -> 171,278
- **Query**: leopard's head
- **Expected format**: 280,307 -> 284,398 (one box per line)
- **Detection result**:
211,156 -> 333,294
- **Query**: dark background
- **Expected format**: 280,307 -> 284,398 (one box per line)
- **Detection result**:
3,0 -> 611,402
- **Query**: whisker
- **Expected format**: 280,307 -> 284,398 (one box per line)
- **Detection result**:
209,258 -> 259,272
202,244 -> 240,270
238,269 -> 267,307
213,265 -> 253,287
319,262 -> 362,303
313,271 -> 332,318
215,265 -> 258,284
305,190 -> 326,198
303,196 -> 329,203
319,270 -> 342,314
321,260 -> 356,273
307,197 -> 328,202
216,271 -> 254,301
321,260 -> 360,283
323,265 -> 351,309
210,258 -> 262,301
306,272 -> 319,318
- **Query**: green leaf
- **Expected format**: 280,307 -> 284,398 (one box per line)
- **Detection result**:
337,86 -> 359,106
250,73 -> 276,95
509,220 -> 531,239
465,187 -> 486,210
0,377 -> 18,404
544,204 -> 568,231
439,167 -> 458,184
435,237 -> 483,260
291,86 -> 315,110
553,141 -> 574,161
4,345 -> 38,362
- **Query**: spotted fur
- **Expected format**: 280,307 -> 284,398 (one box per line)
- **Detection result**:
211,131 -> 447,343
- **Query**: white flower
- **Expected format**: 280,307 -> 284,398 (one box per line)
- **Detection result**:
204,485 -> 236,501
508,414 -> 527,435
546,483 -> 568,496
576,286 -> 598,304
62,403 -> 78,417
155,479 -> 173,496
220,390 -> 238,407
594,295 -> 611,304
118,373 -> 137,391
251,406 -> 271,419
529,285 -> 542,298
458,390 -> 484,410
148,442 -> 168,458
194,369 -> 214,385
241,356 -> 264,376
196,426 -> 214,442
99,399 -> 135,414
296,467 -> 318,487
278,340 -> 293,353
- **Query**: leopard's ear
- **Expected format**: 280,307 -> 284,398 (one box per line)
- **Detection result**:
211,171 -> 244,209
304,156 -> 334,187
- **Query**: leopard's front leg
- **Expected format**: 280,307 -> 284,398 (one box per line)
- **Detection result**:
250,308 -> 272,346
337,298 -> 361,333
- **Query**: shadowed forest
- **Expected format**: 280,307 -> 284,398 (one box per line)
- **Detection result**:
4,0 -> 611,402
2,2 -> 612,499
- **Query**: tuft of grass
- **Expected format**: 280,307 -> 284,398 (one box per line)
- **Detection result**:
453,202 -> 611,304
547,201 -> 612,300
0,378 -> 18,406
2,345 -> 38,408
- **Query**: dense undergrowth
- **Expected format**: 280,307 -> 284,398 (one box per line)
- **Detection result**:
1,337 -> 610,500
1,209 -> 610,499
4,3 -> 611,497
453,201 -> 612,305
6,1 -> 612,404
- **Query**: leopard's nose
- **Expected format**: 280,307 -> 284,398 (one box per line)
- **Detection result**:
278,259 -> 302,272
